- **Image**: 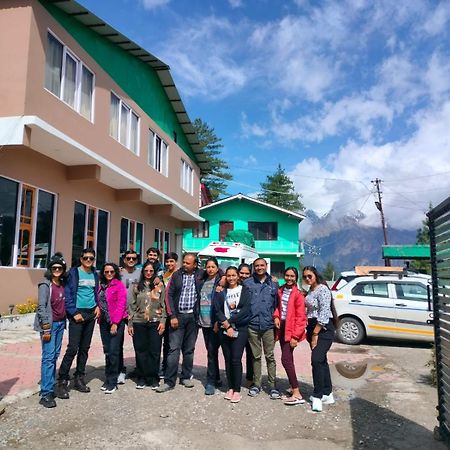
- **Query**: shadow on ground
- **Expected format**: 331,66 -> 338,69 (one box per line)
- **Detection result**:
0,377 -> 19,400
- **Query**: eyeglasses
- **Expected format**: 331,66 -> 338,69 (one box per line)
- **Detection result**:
303,274 -> 314,280
82,256 -> 95,261
125,256 -> 137,261
51,266 -> 63,272
104,270 -> 115,275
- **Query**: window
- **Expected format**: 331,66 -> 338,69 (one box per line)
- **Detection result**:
271,261 -> 285,279
352,282 -> 389,297
45,32 -> 94,121
154,229 -> 170,254
71,201 -> 109,267
219,221 -> 234,241
193,221 -> 209,238
109,92 -> 139,153
120,218 -> 143,259
0,177 -> 55,268
248,222 -> 278,240
148,131 -> 168,176
180,160 -> 193,195
395,283 -> 428,302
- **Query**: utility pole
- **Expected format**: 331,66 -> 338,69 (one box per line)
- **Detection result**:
372,178 -> 390,266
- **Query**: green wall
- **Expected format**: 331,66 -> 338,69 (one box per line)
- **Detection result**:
40,0 -> 197,162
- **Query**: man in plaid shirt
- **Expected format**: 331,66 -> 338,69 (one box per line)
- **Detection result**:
156,253 -> 203,392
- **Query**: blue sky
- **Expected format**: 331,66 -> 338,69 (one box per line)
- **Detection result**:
79,0 -> 450,230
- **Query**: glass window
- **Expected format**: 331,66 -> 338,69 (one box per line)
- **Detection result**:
120,218 -> 143,261
193,221 -> 209,238
0,177 -> 19,267
130,112 -> 139,154
120,217 -> 128,254
248,222 -> 278,240
352,282 -> 389,297
219,221 -> 234,241
395,283 -> 428,302
34,190 -> 55,268
119,103 -> 129,147
71,201 -> 86,266
164,231 -> 170,254
110,93 -> 120,140
148,131 -> 168,176
44,32 -> 94,120
136,222 -> 143,257
97,210 -> 108,267
180,160 -> 193,194
17,185 -> 36,267
110,93 -> 139,153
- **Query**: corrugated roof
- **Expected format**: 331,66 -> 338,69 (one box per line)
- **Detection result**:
46,0 -> 208,170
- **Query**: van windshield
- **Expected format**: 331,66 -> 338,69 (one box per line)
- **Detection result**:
199,256 -> 240,271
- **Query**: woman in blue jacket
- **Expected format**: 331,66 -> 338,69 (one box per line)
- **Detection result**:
198,257 -> 223,395
214,266 -> 250,404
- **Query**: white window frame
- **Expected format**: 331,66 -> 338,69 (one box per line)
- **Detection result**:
120,217 -> 144,259
110,91 -> 140,154
45,30 -> 95,122
148,130 -> 169,176
180,159 -> 194,195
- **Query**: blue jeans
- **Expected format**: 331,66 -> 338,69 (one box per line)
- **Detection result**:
40,321 -> 65,396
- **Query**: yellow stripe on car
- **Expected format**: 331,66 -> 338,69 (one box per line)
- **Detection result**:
368,324 -> 434,336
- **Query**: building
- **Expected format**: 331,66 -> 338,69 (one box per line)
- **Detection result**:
183,193 -> 305,277
0,0 -> 207,311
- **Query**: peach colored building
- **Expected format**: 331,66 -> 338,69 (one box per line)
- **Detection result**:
0,0 -> 207,312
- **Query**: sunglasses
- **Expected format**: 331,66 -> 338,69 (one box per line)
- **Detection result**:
82,256 -> 95,261
303,274 -> 314,280
51,266 -> 63,271
104,270 -> 115,275
125,256 -> 137,261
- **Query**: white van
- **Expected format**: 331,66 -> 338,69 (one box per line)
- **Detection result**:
197,241 -> 259,271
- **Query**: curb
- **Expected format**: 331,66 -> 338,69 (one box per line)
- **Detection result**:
0,313 -> 36,331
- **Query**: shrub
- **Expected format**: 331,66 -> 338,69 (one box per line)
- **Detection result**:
15,298 -> 38,314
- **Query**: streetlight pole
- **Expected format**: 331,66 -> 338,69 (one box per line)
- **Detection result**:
372,178 -> 390,266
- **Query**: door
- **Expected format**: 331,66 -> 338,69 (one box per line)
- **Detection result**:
393,281 -> 434,341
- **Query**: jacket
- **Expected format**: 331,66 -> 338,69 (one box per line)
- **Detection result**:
97,279 -> 128,325
242,273 -> 278,332
64,266 -> 99,316
165,268 -> 204,320
274,284 -> 307,342
197,273 -> 222,326
213,286 -> 250,330
33,279 -> 66,332
127,283 -> 166,327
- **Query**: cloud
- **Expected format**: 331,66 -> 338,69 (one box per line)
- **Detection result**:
422,2 -> 450,35
141,0 -> 170,9
228,0 -> 243,8
240,112 -> 267,138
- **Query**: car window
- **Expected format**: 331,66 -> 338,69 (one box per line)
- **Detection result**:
395,283 -> 428,302
352,282 -> 389,297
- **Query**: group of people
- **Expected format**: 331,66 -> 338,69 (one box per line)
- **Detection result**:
35,248 -> 336,413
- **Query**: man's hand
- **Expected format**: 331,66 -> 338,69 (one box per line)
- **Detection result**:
213,322 -> 219,334
170,317 -> 179,329
94,306 -> 100,320
274,317 -> 280,329
158,322 -> 165,335
226,327 -> 235,338
73,313 -> 84,323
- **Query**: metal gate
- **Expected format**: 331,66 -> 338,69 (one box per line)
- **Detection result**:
428,197 -> 450,442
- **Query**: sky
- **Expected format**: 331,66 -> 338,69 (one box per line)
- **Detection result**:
79,0 -> 450,231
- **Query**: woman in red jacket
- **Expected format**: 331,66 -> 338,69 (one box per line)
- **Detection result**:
274,267 -> 307,405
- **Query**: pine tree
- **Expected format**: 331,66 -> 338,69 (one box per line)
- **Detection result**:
410,205 -> 432,274
323,262 -> 336,281
193,118 -> 232,201
258,164 -> 304,211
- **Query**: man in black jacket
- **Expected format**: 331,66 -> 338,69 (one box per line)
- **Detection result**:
156,253 -> 203,392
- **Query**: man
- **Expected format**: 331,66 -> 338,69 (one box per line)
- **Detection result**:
120,249 -> 142,289
156,253 -> 203,392
146,247 -> 164,278
242,258 -> 280,399
56,248 -> 100,399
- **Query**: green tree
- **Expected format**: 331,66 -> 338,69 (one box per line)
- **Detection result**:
193,118 -> 232,201
323,262 -> 336,281
258,164 -> 304,211
410,206 -> 431,274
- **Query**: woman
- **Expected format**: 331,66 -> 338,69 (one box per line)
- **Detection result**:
214,266 -> 250,403
303,266 -> 335,412
128,261 -> 166,389
274,267 -> 307,405
97,262 -> 127,394
238,263 -> 254,388
34,253 -> 68,408
198,257 -> 222,395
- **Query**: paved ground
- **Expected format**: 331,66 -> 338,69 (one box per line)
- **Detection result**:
0,324 -> 447,449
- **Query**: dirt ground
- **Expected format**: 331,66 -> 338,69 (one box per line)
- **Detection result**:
0,329 -> 447,449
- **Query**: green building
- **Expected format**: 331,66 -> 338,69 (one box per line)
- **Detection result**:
183,194 -> 305,277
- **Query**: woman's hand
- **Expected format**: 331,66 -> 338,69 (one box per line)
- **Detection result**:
128,326 -> 134,337
73,313 -> 84,323
110,324 -> 118,335
289,337 -> 298,348
226,327 -> 235,338
94,306 -> 100,320
158,322 -> 165,336
311,334 -> 318,350
274,317 -> 280,329
213,322 -> 219,334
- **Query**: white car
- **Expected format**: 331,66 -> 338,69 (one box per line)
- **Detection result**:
332,269 -> 434,345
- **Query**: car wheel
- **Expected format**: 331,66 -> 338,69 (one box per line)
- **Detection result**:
337,317 -> 365,345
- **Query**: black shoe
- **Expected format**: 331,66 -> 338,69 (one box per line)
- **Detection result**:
39,394 -> 56,408
56,380 -> 70,399
73,376 -> 90,393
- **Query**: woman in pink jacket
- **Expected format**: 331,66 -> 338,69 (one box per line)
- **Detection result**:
97,262 -> 128,394
274,267 -> 307,405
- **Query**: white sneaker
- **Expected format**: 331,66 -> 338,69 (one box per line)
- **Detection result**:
117,372 -> 126,385
312,397 -> 322,412
104,386 -> 117,394
322,393 -> 335,404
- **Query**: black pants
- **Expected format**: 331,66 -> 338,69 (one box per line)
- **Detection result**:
245,340 -> 254,382
220,328 -> 248,392
202,327 -> 221,385
306,319 -> 335,398
161,317 -> 170,374
99,318 -> 126,388
118,318 -> 127,373
58,308 -> 96,380
132,321 -> 162,385
165,313 -> 199,387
